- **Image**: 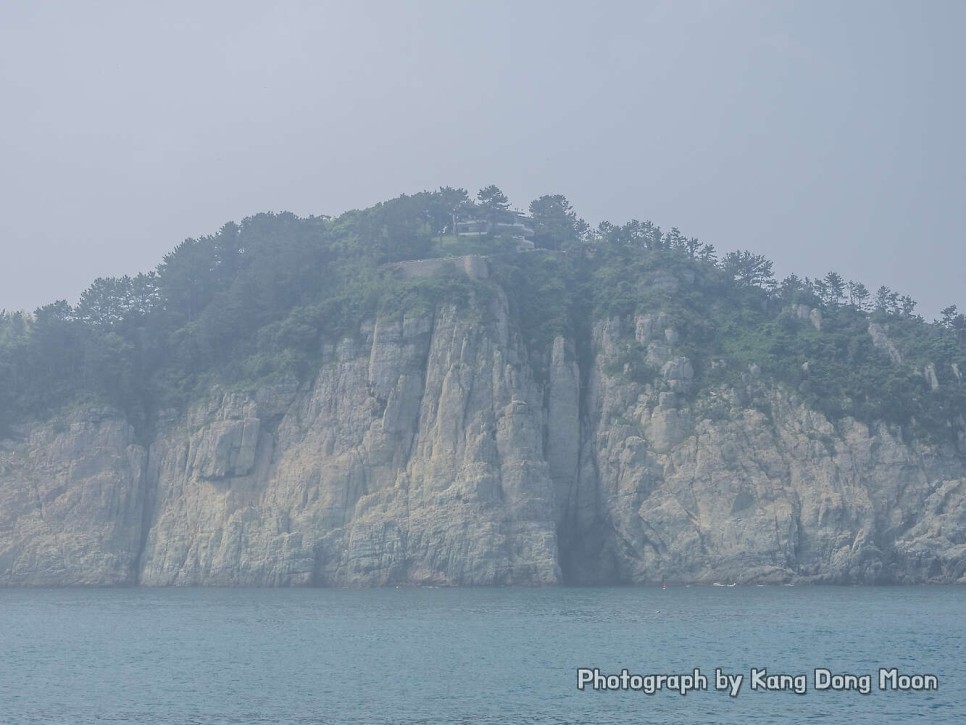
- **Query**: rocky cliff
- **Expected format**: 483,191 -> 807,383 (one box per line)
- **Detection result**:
2,283 -> 965,586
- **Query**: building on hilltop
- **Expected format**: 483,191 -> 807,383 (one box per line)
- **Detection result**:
454,210 -> 535,251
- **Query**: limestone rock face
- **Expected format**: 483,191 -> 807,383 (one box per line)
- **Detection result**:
2,297 -> 965,586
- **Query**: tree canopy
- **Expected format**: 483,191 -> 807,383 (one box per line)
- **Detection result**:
528,194 -> 584,250
0,186 -> 963,444
476,185 -> 510,222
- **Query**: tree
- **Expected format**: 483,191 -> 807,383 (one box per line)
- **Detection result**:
528,194 -> 578,250
847,281 -> 870,311
779,274 -> 807,301
822,272 -> 845,305
722,250 -> 775,290
29,300 -> 82,394
874,286 -> 899,315
212,222 -> 243,286
427,186 -> 471,236
367,195 -> 434,262
937,305 -> 966,342
596,219 -> 665,250
950,312 -> 966,341
76,276 -> 142,330
129,272 -> 162,318
898,294 -> 917,317
157,238 -> 217,323
698,243 -> 717,263
939,305 -> 959,328
682,236 -> 702,258
663,227 -> 685,251
805,277 -> 828,304
639,221 -> 662,249
477,185 -> 510,223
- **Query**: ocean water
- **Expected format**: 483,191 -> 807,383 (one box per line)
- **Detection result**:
0,586 -> 960,724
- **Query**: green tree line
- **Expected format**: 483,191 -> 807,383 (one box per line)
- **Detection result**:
1,186 -> 963,442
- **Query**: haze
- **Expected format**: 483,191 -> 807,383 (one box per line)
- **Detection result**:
2,0 -> 963,318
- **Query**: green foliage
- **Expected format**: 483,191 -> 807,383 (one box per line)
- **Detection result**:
722,250 -> 775,290
0,186 -> 963,448
381,266 -> 490,319
602,340 -> 660,384
528,194 -> 584,250
490,252 -> 575,360
476,185 -> 510,222
575,224 -> 964,440
429,232 -> 520,257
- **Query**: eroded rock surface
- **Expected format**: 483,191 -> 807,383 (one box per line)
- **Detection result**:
2,296 -> 965,586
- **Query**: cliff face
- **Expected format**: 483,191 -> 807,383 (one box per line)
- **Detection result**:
1,286 -> 965,586
569,315 -> 966,584
0,409 -> 147,585
136,291 -> 559,587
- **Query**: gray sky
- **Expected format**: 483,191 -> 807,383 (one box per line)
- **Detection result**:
2,0 -> 963,318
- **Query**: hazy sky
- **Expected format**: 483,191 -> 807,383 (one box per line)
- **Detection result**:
2,0 -> 963,317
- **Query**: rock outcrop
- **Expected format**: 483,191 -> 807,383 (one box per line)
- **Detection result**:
137,289 -> 560,587
0,409 -> 147,585
1,288 -> 965,586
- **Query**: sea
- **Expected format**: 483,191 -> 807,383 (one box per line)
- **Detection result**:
0,585 -> 960,724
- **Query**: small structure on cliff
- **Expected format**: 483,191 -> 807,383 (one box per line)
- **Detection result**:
454,209 -> 535,251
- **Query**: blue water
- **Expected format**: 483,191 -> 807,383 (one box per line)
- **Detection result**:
0,586 -> 960,724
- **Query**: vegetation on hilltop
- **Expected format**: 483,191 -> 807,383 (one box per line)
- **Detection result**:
1,186 -> 964,442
